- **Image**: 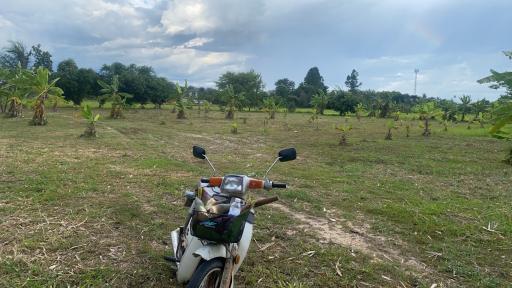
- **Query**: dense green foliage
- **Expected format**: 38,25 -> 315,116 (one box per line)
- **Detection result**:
479,51 -> 512,163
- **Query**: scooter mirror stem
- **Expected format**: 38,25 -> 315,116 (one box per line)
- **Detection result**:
264,157 -> 280,180
204,155 -> 217,175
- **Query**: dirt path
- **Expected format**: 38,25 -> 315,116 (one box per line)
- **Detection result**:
271,203 -> 432,275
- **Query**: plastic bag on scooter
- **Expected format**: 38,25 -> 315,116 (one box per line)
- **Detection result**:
191,209 -> 250,243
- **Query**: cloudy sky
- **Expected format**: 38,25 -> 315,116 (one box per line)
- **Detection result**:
1,0 -> 511,99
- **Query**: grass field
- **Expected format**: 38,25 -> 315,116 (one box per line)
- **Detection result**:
0,108 -> 511,287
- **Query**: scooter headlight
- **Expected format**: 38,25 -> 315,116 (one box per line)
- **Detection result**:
221,176 -> 244,194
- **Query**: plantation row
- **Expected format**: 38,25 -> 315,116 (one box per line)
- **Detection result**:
1,41 -> 511,162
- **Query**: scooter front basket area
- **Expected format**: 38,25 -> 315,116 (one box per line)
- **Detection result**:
191,210 -> 250,243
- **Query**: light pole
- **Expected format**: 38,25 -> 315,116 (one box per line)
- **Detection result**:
414,69 -> 419,96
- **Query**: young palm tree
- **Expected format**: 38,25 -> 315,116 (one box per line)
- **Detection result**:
1,65 -> 31,117
222,85 -> 242,120
80,104 -> 100,138
97,75 -> 132,119
459,95 -> 472,122
355,103 -> 365,121
29,67 -> 63,125
335,123 -> 352,145
174,81 -> 188,119
263,97 -> 279,119
414,102 -> 442,136
488,100 -> 512,164
311,90 -> 329,115
385,120 -> 397,140
202,100 -> 211,118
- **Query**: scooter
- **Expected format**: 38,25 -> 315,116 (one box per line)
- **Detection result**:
166,146 -> 297,288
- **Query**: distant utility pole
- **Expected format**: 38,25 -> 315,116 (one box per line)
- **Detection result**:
414,69 -> 419,96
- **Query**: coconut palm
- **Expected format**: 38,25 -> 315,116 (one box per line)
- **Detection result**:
97,75 -> 132,119
29,67 -> 63,125
0,41 -> 32,69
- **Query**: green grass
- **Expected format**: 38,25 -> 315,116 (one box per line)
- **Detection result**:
0,107 -> 511,287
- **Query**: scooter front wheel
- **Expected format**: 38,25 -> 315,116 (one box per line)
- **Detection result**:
187,258 -> 225,288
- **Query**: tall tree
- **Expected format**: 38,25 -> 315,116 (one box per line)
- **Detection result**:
31,44 -> 53,72
345,69 -> 362,92
147,77 -> 173,108
330,89 -> 358,116
216,70 -> 264,111
0,41 -> 32,69
296,67 -> 328,108
55,59 -> 80,105
275,78 -> 296,112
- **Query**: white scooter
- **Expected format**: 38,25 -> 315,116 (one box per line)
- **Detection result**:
166,146 -> 297,287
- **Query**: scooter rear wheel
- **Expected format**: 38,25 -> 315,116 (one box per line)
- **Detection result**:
186,258 -> 224,288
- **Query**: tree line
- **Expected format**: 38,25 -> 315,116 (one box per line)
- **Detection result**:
0,40 -> 509,123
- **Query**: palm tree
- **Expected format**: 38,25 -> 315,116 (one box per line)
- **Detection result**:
0,41 -> 32,69
174,81 -> 188,119
459,95 -> 472,122
29,67 -> 63,125
311,90 -> 329,115
97,75 -> 132,119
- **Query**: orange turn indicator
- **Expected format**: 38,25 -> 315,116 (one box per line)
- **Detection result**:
248,179 -> 264,189
208,177 -> 223,187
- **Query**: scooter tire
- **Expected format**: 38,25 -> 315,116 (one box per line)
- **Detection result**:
186,258 -> 225,288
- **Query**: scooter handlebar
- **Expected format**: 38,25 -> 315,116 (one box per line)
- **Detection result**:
271,182 -> 287,189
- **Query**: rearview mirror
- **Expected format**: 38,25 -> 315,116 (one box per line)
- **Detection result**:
278,148 -> 296,162
193,146 -> 206,159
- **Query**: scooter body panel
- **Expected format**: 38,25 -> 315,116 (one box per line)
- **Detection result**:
233,222 -> 252,274
173,220 -> 253,284
193,244 -> 227,261
176,235 -> 203,283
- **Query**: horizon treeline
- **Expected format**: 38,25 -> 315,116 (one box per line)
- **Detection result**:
1,40 -> 508,120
